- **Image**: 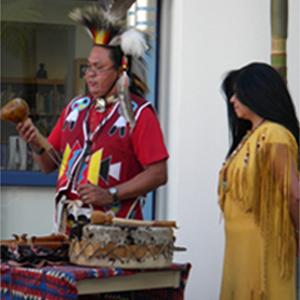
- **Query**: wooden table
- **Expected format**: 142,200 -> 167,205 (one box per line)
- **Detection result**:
1,263 -> 191,299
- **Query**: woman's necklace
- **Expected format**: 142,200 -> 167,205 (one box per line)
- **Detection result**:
220,119 -> 265,191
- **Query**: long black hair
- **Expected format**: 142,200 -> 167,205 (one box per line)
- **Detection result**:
222,62 -> 299,157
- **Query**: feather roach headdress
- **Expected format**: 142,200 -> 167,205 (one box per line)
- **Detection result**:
69,0 -> 150,128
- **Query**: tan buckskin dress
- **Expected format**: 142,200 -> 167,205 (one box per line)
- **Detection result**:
218,121 -> 298,300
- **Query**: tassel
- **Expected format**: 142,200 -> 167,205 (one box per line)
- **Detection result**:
117,56 -> 135,129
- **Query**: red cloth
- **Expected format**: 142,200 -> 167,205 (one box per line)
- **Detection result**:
1,263 -> 191,300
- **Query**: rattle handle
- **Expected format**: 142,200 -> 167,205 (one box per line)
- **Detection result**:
35,131 -> 53,152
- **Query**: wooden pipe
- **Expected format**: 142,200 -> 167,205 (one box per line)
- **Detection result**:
1,233 -> 69,249
0,98 -> 52,152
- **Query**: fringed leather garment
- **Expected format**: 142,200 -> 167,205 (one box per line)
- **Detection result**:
218,121 -> 298,300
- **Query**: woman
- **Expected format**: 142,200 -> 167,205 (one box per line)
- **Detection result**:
218,62 -> 299,299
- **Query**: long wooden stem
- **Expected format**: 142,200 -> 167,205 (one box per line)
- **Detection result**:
271,0 -> 288,81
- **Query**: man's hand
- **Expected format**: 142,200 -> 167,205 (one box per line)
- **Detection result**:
78,183 -> 113,206
77,160 -> 167,208
16,118 -> 40,148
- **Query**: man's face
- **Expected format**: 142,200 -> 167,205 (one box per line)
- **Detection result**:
85,46 -> 119,98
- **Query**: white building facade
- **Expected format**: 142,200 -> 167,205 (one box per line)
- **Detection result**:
1,1 -> 299,299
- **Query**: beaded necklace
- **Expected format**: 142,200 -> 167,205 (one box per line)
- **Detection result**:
220,119 -> 265,191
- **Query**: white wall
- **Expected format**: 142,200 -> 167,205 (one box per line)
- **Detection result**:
287,0 -> 300,115
0,187 -> 55,239
158,1 -> 299,299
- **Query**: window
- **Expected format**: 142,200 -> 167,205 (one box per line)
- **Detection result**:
0,0 -> 160,201
1,1 -> 90,185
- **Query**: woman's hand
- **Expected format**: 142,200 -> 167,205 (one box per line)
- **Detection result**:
78,183 -> 113,206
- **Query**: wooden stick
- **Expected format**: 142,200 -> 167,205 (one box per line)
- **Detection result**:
0,241 -> 69,248
112,218 -> 177,228
0,233 -> 68,246
91,211 -> 177,228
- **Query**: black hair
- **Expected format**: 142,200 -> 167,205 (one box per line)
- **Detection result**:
108,46 -> 146,97
221,62 -> 299,157
108,46 -> 123,70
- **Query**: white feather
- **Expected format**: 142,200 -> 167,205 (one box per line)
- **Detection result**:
120,29 -> 148,57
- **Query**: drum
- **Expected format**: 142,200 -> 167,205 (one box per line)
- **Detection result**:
69,224 -> 174,269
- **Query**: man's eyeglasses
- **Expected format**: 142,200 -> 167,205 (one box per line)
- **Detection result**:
82,65 -> 115,75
